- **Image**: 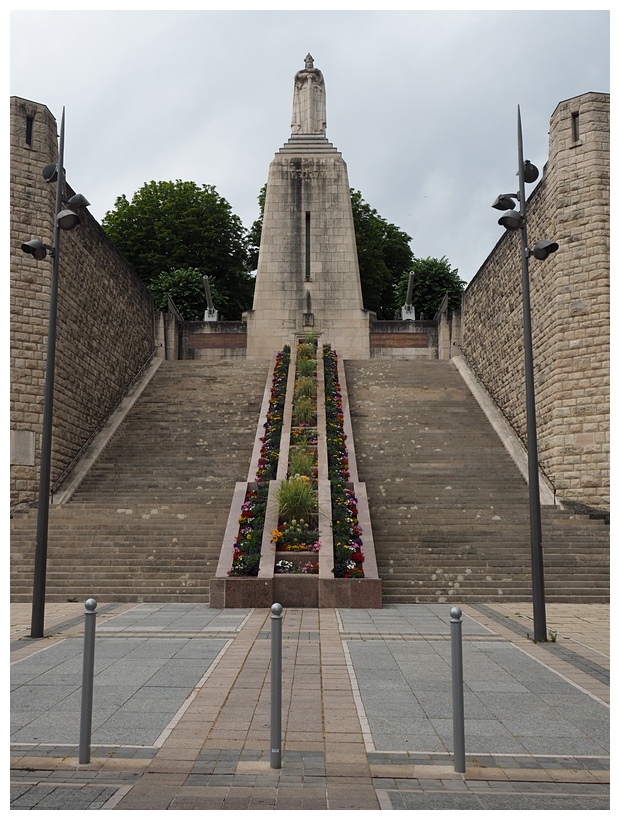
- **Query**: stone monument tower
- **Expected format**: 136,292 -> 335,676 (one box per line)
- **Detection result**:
244,55 -> 372,359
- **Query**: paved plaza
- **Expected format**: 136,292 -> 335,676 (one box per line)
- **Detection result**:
10,601 -> 610,810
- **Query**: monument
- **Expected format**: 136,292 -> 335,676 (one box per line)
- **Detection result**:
244,55 -> 373,359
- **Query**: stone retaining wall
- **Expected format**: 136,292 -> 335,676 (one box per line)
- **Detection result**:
10,97 -> 155,507
460,93 -> 609,509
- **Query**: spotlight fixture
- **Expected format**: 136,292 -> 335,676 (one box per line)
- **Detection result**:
21,239 -> 48,260
531,240 -> 559,260
42,163 -> 58,183
523,160 -> 539,184
66,193 -> 91,210
497,210 -> 524,230
492,194 -> 518,211
56,209 -> 80,230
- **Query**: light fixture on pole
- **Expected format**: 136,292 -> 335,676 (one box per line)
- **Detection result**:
492,106 -> 559,643
20,108 -> 89,638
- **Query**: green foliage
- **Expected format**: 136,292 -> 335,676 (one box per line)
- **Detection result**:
396,256 -> 466,319
288,447 -> 315,477
350,189 -> 414,319
296,357 -> 316,377
294,376 -> 316,400
148,268 -> 224,320
101,179 -> 254,319
277,475 -> 317,524
247,184 -> 267,272
294,396 -> 315,426
297,342 -> 316,359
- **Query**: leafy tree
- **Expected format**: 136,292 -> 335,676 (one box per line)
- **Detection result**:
350,190 -> 414,319
396,256 -> 466,320
101,180 -> 254,319
247,184 -> 267,272
148,268 -> 225,321
247,186 -> 414,318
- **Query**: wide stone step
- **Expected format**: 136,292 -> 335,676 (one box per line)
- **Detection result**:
345,358 -> 609,604
10,359 -> 269,604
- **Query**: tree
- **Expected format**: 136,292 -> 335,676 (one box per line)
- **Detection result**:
396,256 -> 466,320
101,180 -> 254,319
148,268 -> 225,321
247,184 -> 267,272
247,186 -> 414,319
350,190 -> 414,319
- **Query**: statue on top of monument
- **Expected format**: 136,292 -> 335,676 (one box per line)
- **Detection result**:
291,53 -> 327,136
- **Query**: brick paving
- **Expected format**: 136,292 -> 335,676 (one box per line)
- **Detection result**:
10,602 -> 609,810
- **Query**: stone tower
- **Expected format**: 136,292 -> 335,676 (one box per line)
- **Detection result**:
244,55 -> 372,359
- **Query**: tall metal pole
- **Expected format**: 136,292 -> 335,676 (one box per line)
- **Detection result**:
30,108 -> 66,638
517,107 -> 547,643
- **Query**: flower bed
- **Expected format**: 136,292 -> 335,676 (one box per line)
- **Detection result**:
228,347 -> 290,576
275,559 -> 319,575
273,337 -> 320,568
323,345 -> 365,578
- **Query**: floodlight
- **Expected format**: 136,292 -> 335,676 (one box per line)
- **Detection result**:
523,160 -> 539,184
531,240 -> 559,260
42,163 -> 58,183
497,210 -> 524,230
492,194 -> 518,211
21,239 -> 48,260
56,209 -> 80,230
66,193 -> 90,210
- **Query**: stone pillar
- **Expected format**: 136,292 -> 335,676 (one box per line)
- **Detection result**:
245,57 -> 371,360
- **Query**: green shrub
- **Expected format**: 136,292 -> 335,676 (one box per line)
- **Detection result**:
288,446 -> 315,477
297,342 -> 316,359
294,396 -> 315,425
278,475 -> 317,524
294,376 -> 316,399
296,356 -> 317,377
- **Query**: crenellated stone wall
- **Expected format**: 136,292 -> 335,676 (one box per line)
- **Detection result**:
10,97 -> 155,507
460,93 -> 609,509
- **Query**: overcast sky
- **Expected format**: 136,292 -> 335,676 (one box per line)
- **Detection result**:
9,4 -> 611,284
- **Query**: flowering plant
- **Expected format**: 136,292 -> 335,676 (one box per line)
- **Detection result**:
275,559 -> 319,574
272,519 -> 320,552
271,338 -> 321,564
229,347 -> 290,576
324,345 -> 365,578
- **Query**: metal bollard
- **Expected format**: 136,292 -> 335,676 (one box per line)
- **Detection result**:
450,606 -> 466,774
79,598 -> 97,765
270,602 -> 283,769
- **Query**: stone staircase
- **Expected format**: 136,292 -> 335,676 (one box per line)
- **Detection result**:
10,359 -> 269,604
11,356 -> 609,607
345,358 -> 609,604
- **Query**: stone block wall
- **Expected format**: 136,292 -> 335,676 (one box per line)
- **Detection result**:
182,321 -> 248,359
10,97 -> 155,507
370,320 -> 438,359
461,93 -> 609,509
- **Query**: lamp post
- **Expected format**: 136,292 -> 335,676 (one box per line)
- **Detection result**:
492,106 -> 558,643
20,108 -> 89,638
